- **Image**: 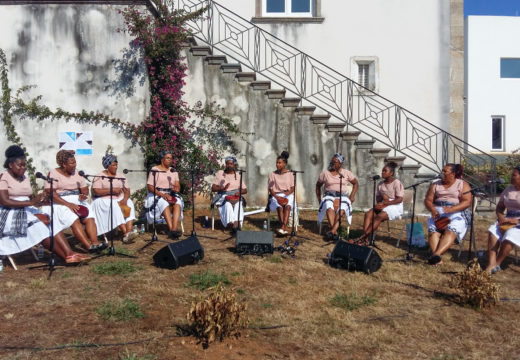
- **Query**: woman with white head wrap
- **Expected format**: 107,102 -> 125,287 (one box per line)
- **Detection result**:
211,156 -> 247,233
91,152 -> 138,244
316,153 -> 359,239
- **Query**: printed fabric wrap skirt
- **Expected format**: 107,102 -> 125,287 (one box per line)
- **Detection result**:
214,196 -> 245,228
0,196 -> 49,256
92,197 -> 136,236
40,193 -> 95,236
427,201 -> 470,242
318,194 -> 353,225
145,193 -> 184,224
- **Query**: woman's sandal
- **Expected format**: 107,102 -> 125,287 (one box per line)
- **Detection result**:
65,253 -> 91,264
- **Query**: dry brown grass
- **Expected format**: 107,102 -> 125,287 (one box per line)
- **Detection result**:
1,209 -> 520,359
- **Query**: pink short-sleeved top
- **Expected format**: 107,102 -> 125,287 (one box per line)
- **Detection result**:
0,170 -> 32,199
146,166 -> 179,189
318,169 -> 355,193
433,178 -> 464,204
377,179 -> 405,199
44,168 -> 86,194
212,170 -> 247,192
268,171 -> 294,193
92,171 -> 128,199
499,185 -> 520,212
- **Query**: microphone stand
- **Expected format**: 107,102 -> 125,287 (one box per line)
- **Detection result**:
236,169 -> 245,232
83,173 -> 137,259
336,172 -> 345,242
29,175 -> 61,278
288,170 -> 310,241
463,186 -> 484,262
139,169 -> 172,251
370,176 -> 380,246
389,177 -> 436,263
188,169 -> 217,239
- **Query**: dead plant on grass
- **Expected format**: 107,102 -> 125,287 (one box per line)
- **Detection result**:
450,259 -> 499,309
187,284 -> 248,344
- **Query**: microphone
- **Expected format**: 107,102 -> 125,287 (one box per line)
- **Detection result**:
123,169 -> 129,174
78,170 -> 90,181
35,172 -> 57,182
372,175 -> 381,180
170,168 -> 176,173
488,178 -> 505,184
290,170 -> 305,174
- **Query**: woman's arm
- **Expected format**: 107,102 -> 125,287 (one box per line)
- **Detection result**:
349,178 -> 359,203
315,181 -> 323,203
172,181 -> 180,193
147,184 -> 170,200
92,187 -> 122,197
0,189 -> 37,208
424,184 -> 439,218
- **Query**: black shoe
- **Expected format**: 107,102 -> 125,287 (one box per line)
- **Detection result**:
428,255 -> 442,265
168,230 -> 182,240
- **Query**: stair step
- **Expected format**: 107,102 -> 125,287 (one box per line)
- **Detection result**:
265,89 -> 286,99
205,55 -> 227,65
250,81 -> 271,90
190,46 -> 212,56
280,97 -> 301,107
221,63 -> 242,73
181,36 -> 198,48
235,72 -> 256,82
370,148 -> 392,156
385,156 -> 406,167
311,114 -> 331,125
295,106 -> 316,116
325,123 -> 345,132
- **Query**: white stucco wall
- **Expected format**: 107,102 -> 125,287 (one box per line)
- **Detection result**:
0,4 -> 149,188
466,15 -> 520,154
208,0 -> 452,132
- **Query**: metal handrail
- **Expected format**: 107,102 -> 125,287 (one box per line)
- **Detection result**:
170,0 -> 497,200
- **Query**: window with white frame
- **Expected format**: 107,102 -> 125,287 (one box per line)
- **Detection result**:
263,0 -> 312,17
491,116 -> 505,151
350,57 -> 378,93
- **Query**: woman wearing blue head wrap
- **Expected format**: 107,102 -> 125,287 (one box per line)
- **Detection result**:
315,153 -> 359,239
91,153 -> 138,244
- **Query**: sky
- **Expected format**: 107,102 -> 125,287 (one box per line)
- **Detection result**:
464,0 -> 520,17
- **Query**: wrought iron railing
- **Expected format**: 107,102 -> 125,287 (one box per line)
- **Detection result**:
170,0 -> 497,200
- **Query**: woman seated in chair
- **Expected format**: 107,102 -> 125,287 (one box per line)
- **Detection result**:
485,166 -> 520,274
42,150 -> 105,253
424,163 -> 471,265
211,156 -> 247,233
0,145 -> 90,264
355,162 -> 404,245
144,150 -> 183,239
268,151 -> 294,235
91,152 -> 138,244
316,153 -> 359,239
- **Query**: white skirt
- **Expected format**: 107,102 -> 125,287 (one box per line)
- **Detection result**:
488,220 -> 520,247
318,195 -> 352,225
217,201 -> 244,227
0,197 -> 50,256
92,197 -> 136,236
145,193 -> 184,224
40,194 -> 94,235
381,202 -> 404,221
427,207 -> 469,241
268,193 -> 295,212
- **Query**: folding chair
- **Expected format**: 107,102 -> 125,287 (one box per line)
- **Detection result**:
457,197 -> 480,258
3,247 -> 40,270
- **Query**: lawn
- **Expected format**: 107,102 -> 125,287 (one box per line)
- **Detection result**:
1,209 -> 519,359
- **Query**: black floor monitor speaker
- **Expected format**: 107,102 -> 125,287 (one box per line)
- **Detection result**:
329,241 -> 382,274
153,236 -> 204,269
235,231 -> 274,255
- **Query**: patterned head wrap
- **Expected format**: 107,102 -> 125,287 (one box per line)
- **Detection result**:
160,150 -> 172,160
102,153 -> 117,169
332,153 -> 344,164
225,156 -> 238,167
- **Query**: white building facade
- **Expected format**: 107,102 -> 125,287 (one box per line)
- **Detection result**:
465,15 -> 520,154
